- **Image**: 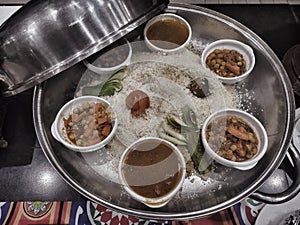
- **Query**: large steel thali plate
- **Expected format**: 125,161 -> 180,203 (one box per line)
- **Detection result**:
33,3 -> 295,220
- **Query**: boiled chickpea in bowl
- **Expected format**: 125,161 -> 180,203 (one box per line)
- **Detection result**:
51,96 -> 118,152
201,39 -> 255,85
205,115 -> 258,162
201,108 -> 268,170
205,49 -> 247,78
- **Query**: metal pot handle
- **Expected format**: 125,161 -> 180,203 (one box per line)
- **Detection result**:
251,143 -> 300,204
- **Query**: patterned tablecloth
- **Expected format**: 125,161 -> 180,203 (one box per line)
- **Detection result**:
0,198 -> 264,225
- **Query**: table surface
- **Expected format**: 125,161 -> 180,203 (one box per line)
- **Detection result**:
0,3 -> 300,221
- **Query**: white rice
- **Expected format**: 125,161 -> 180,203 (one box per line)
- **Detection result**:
78,44 -> 242,184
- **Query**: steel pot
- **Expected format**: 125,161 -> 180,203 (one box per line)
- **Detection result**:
33,3 -> 299,220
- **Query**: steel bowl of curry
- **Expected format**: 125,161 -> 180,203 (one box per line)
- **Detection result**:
201,108 -> 268,170
118,137 -> 186,208
51,96 -> 118,152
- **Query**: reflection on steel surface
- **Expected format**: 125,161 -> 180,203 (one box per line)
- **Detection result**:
0,0 -> 169,96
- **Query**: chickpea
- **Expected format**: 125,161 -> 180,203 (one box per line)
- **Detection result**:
231,155 -> 237,162
216,58 -> 222,64
246,151 -> 254,159
237,149 -> 246,157
249,133 -> 258,143
83,102 -> 89,109
246,144 -> 252,151
205,48 -> 246,78
214,64 -> 220,69
79,106 -> 84,112
89,108 -> 94,114
217,151 -> 224,157
217,53 -> 224,58
69,133 -> 75,140
224,151 -> 233,160
230,144 -> 237,151
252,147 -> 258,155
206,115 -> 258,162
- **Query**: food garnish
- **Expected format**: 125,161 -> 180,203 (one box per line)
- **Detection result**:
205,49 -> 246,78
158,106 -> 212,175
157,126 -> 187,146
205,115 -> 258,161
188,77 -> 210,98
166,115 -> 188,129
99,78 -> 123,96
158,121 -> 187,145
125,90 -> 150,117
81,68 -> 126,97
181,106 -> 212,174
63,102 -> 112,147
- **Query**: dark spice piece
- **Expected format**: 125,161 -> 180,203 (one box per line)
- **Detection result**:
188,77 -> 210,98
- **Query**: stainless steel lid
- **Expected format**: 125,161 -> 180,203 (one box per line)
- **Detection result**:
0,0 -> 169,96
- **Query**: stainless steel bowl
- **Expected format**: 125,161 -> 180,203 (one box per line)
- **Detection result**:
0,0 -> 169,96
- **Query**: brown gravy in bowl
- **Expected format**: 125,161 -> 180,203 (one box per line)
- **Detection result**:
146,19 -> 189,50
122,140 -> 183,198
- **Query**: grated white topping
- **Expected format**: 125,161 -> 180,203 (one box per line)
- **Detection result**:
76,42 -> 255,191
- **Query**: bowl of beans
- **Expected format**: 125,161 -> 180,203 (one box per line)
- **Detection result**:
201,39 -> 255,84
201,108 -> 268,170
119,137 -> 186,208
51,96 -> 118,152
83,38 -> 132,76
